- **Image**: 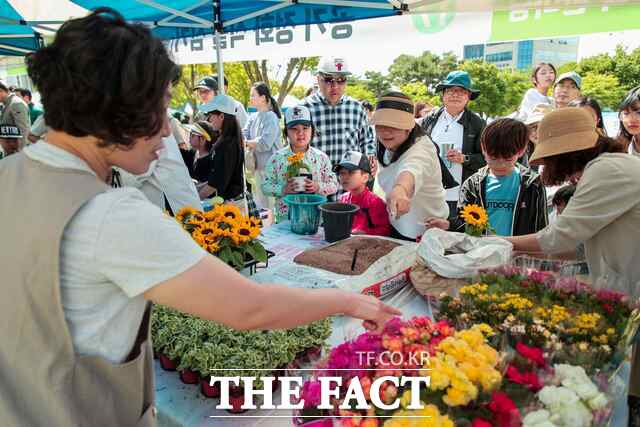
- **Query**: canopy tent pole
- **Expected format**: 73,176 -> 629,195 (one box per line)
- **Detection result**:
213,0 -> 225,94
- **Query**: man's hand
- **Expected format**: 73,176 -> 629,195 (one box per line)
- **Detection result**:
447,149 -> 465,164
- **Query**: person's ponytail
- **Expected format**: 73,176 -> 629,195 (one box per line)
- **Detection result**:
269,95 -> 282,119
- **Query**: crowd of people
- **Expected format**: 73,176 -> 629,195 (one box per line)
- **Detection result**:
1,7 -> 640,426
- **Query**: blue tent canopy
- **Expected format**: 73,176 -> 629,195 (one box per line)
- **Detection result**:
0,0 -> 42,55
71,0 -> 404,38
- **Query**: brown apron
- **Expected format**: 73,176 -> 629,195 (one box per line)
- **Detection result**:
0,154 -> 156,426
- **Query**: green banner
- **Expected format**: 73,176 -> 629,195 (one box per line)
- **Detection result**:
490,5 -> 640,42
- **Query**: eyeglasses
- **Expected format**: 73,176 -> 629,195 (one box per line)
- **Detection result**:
321,76 -> 347,86
443,87 -> 469,97
620,109 -> 640,120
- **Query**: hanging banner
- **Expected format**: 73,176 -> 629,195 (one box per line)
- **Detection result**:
165,12 -> 492,65
489,5 -> 640,42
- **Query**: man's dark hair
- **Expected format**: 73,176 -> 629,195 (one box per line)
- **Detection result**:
480,118 -> 528,158
25,8 -> 180,147
17,88 -> 32,100
540,136 -> 625,186
552,184 -> 576,207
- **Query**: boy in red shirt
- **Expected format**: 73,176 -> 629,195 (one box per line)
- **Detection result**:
335,151 -> 391,236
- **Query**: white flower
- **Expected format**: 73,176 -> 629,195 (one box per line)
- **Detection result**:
556,401 -> 593,427
561,378 -> 599,400
538,386 -> 580,412
553,364 -> 590,384
523,410 -> 558,427
588,392 -> 609,410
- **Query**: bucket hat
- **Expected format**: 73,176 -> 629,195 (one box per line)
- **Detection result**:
370,94 -> 415,131
529,107 -> 599,165
435,71 -> 480,100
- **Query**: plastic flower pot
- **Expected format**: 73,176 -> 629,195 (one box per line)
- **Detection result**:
283,194 -> 327,235
318,203 -> 359,243
228,386 -> 247,413
158,354 -> 177,371
200,377 -> 220,398
179,368 -> 199,384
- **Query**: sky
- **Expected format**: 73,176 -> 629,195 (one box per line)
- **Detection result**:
293,28 -> 640,88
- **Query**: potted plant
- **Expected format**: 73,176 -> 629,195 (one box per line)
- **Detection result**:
286,152 -> 312,193
175,205 -> 268,271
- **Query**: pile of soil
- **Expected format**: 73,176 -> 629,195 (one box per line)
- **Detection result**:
293,237 -> 400,276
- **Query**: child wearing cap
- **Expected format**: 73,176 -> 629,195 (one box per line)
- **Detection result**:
262,105 -> 338,223
336,151 -> 391,237
426,118 -> 548,237
0,124 -> 22,159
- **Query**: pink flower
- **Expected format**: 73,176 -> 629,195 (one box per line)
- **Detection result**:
301,380 -> 322,408
472,419 -> 493,427
506,365 -> 542,392
488,392 -> 522,427
516,342 -> 546,367
528,270 -> 552,284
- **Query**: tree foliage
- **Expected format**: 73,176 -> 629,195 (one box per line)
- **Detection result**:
242,57 -> 319,105
388,51 -> 458,89
581,73 -> 627,110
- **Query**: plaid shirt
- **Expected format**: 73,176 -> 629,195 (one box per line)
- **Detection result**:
302,93 -> 375,166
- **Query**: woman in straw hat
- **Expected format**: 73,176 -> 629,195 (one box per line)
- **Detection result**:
504,107 -> 640,422
0,9 -> 398,426
371,92 -> 449,240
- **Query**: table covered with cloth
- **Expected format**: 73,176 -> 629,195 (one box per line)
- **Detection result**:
154,222 -> 629,427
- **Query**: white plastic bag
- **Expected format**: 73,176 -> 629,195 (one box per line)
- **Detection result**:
418,228 -> 512,279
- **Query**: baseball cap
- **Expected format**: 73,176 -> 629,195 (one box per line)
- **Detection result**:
193,76 -> 217,91
334,151 -> 371,173
0,124 -> 21,139
317,56 -> 351,76
199,94 -> 237,115
555,71 -> 582,89
285,105 -> 312,127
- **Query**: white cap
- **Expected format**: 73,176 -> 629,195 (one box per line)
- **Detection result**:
199,94 -> 237,115
284,105 -> 312,127
317,56 -> 351,76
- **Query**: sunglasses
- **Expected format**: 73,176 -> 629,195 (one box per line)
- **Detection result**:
321,76 -> 347,86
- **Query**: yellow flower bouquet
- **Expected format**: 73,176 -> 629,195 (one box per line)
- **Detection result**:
460,204 -> 494,237
175,205 -> 268,270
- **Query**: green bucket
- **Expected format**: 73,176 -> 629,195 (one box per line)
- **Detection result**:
283,194 -> 327,235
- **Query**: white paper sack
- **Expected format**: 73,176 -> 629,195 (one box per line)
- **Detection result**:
418,228 -> 512,279
334,237 -> 418,297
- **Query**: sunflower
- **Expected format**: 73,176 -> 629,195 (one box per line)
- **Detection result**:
217,204 -> 242,222
460,204 -> 488,227
287,152 -> 305,164
231,222 -> 253,245
187,212 -> 206,227
191,230 -> 207,249
175,206 -> 198,223
206,241 -> 221,254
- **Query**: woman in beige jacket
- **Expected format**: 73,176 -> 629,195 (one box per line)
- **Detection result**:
504,107 -> 640,424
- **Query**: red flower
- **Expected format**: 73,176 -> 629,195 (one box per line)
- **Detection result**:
602,303 -> 614,314
506,365 -> 542,392
488,392 -> 522,427
516,342 -> 545,367
472,418 -> 493,427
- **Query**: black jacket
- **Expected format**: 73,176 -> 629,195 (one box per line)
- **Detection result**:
180,149 -> 215,183
451,164 -> 548,236
420,106 -> 486,187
